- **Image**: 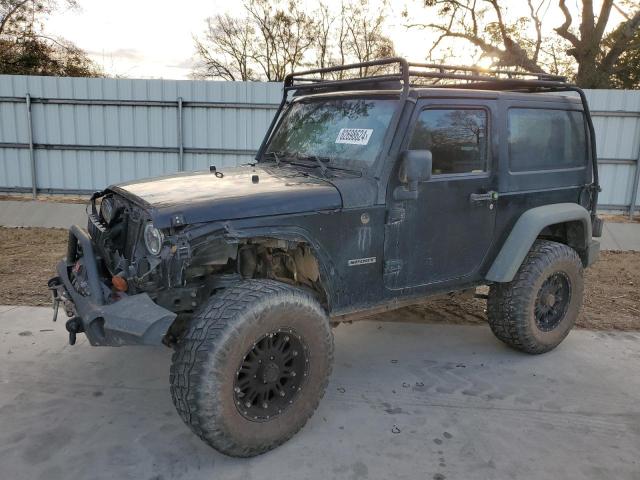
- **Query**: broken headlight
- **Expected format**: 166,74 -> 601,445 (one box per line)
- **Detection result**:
100,196 -> 115,225
144,223 -> 164,256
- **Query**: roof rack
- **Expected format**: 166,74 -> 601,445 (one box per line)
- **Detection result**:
284,57 -> 569,94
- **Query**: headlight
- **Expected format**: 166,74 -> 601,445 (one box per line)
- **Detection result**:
100,196 -> 115,225
144,223 -> 164,256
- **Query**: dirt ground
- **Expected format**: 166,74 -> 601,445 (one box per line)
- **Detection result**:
1,227 -> 638,331
599,213 -> 640,224
0,194 -> 89,204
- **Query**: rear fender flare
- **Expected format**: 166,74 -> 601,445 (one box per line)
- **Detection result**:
486,203 -> 592,283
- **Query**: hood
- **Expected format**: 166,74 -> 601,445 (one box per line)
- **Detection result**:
110,166 -> 342,229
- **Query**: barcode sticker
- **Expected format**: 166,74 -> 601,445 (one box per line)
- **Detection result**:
335,128 -> 373,145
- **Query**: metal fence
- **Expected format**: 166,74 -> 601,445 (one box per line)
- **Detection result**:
0,75 -> 639,214
0,75 -> 281,195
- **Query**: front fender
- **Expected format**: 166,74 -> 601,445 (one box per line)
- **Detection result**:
486,203 -> 592,283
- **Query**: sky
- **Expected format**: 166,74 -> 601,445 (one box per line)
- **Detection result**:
45,0 -> 624,80
46,0 -> 433,79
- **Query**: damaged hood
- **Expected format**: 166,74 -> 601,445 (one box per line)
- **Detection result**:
110,166 -> 342,229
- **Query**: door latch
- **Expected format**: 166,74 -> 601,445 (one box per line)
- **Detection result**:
470,191 -> 499,203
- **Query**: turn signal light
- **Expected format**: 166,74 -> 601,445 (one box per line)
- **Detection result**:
112,276 -> 128,292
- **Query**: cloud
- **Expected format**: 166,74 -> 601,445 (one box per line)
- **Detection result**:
86,48 -> 144,61
168,57 -> 198,69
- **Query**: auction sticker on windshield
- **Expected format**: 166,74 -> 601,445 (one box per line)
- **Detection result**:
336,128 -> 373,145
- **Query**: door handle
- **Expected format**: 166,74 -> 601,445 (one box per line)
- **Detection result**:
470,191 -> 499,203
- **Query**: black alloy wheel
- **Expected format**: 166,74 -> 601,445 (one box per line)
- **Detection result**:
234,329 -> 309,421
534,272 -> 571,332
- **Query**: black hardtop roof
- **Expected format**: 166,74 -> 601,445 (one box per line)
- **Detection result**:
256,57 -> 598,194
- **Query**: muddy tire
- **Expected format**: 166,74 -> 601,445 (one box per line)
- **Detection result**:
487,240 -> 584,354
169,279 -> 333,457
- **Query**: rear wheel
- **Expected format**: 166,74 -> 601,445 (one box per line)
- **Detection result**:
170,279 -> 333,457
487,240 -> 584,354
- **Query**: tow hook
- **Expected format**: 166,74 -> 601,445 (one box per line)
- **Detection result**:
48,276 -> 62,322
65,317 -> 84,346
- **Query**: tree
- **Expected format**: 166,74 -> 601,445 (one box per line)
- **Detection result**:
193,0 -> 396,81
607,5 -> 640,88
313,1 -> 395,78
193,0 -> 316,81
0,0 -> 101,76
412,0 -> 640,88
194,14 -> 256,81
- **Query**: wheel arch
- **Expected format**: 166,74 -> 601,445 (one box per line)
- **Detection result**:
486,203 -> 592,283
223,225 -> 339,312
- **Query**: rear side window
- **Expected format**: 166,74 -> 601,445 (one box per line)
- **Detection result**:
409,109 -> 488,175
508,108 -> 587,172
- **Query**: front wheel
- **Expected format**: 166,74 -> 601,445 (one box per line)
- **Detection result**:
170,280 -> 333,457
487,240 -> 584,354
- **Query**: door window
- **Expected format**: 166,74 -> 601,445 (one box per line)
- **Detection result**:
408,109 -> 488,175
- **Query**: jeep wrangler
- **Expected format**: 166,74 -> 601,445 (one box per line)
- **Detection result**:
49,58 -> 602,457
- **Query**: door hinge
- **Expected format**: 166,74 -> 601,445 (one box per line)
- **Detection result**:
386,206 -> 405,224
383,259 -> 403,275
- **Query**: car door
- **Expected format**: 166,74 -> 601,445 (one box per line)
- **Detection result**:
383,98 -> 498,290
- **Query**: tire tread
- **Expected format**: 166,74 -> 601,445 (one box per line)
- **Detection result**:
487,240 -> 583,354
169,279 -> 333,457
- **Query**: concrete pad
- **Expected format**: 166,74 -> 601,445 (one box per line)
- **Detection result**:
0,201 -> 86,228
1,306 -> 639,480
601,222 -> 640,251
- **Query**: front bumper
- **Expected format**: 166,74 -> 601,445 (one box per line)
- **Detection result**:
51,225 -> 176,346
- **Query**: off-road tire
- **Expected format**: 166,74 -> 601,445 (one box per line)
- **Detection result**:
487,239 -> 584,354
169,279 -> 333,457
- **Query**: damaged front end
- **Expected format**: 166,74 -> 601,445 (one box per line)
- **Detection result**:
49,191 -> 326,347
49,224 -> 177,346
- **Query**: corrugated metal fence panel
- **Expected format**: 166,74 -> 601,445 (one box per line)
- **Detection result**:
0,76 -> 638,210
584,90 -> 640,210
0,75 -> 281,192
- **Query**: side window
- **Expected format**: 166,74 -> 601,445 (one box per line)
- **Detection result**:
408,108 -> 488,175
508,108 -> 587,172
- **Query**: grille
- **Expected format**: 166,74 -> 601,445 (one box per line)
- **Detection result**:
89,194 -> 145,273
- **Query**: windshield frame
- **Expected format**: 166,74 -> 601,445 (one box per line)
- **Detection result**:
260,92 -> 404,177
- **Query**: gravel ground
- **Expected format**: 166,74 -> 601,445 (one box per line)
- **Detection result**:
1,227 -> 638,330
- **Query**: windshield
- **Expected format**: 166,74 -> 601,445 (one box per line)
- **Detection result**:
265,98 -> 397,169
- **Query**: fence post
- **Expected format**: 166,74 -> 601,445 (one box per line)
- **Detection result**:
630,148 -> 640,219
177,97 -> 184,171
25,94 -> 36,198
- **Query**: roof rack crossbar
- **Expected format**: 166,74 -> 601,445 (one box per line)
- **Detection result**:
407,62 -> 566,82
285,74 -> 405,92
285,57 -> 410,93
427,78 -> 569,91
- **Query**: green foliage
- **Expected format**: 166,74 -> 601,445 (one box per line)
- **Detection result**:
608,21 -> 640,89
0,0 -> 100,77
416,0 -> 640,88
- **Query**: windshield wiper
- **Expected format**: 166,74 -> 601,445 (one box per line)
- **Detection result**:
262,151 -> 280,166
295,154 -> 331,178
262,150 -> 294,166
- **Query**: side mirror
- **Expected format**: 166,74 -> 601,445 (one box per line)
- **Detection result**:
395,150 -> 432,200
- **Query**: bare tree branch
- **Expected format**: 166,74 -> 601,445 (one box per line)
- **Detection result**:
555,0 -> 580,47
